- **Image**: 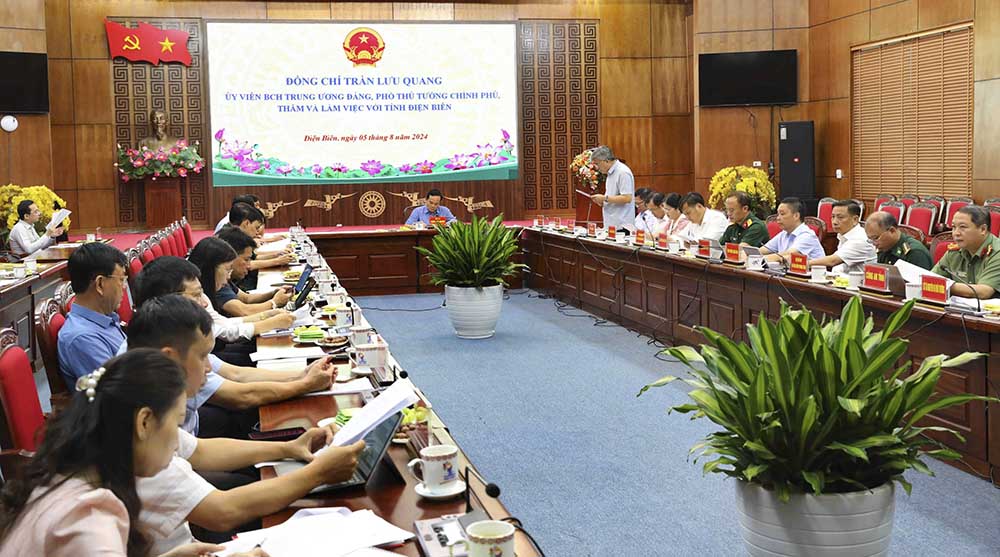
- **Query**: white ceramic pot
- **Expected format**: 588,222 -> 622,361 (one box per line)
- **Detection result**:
444,284 -> 503,339
735,481 -> 895,557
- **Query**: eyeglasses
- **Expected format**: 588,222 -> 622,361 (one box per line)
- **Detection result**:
100,273 -> 128,285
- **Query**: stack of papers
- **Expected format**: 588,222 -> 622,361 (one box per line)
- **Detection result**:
329,379 -> 419,447
304,377 -> 375,396
47,208 -> 71,231
216,509 -> 412,557
251,345 -> 326,362
256,357 -> 308,371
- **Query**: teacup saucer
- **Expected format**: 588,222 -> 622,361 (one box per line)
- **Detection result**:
352,366 -> 373,376
415,480 -> 466,500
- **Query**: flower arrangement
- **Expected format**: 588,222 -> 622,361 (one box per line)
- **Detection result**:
707,165 -> 776,219
0,184 -> 71,246
570,149 -> 605,191
115,140 -> 205,182
211,129 -> 515,179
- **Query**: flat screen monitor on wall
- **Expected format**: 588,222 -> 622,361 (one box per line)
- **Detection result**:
699,49 -> 797,107
0,52 -> 49,114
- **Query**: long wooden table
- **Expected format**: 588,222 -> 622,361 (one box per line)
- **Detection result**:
521,227 -> 1000,485
254,265 -> 539,555
0,261 -> 67,372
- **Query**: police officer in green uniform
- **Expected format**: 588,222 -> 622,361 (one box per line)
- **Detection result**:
720,191 -> 769,247
864,211 -> 933,269
932,205 -> 1000,298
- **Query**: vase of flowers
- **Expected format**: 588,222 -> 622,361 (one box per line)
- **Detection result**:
570,149 -> 606,192
707,165 -> 776,219
115,140 -> 204,182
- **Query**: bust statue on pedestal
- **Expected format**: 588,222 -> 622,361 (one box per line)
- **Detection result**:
138,109 -> 180,151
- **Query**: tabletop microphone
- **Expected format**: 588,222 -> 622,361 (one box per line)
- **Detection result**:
464,465 -> 501,513
940,266 -> 981,312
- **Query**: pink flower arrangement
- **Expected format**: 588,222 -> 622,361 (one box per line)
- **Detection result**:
570,149 -> 605,191
116,140 -> 204,182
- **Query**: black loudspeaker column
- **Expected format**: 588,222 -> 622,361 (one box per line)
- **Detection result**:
777,121 -> 817,216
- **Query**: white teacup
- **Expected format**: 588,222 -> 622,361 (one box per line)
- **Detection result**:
408,444 -> 460,494
905,282 -> 922,300
335,305 -> 355,327
747,254 -> 764,269
23,260 -> 37,274
349,325 -> 374,345
13,266 -> 26,279
449,520 -> 516,557
668,242 -> 681,254
847,271 -> 864,289
347,340 -> 387,369
811,265 -> 826,281
318,280 -> 334,297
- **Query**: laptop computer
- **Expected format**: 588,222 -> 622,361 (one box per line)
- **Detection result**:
273,411 -> 403,494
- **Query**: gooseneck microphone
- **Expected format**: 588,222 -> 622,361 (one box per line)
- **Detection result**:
941,266 -> 981,312
464,465 -> 501,513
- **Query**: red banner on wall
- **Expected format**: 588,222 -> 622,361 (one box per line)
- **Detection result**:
105,20 -> 192,66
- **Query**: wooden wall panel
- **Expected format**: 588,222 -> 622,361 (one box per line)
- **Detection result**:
828,0 -> 870,21
774,0 -> 809,28
827,12 -> 869,100
976,0 -> 1000,81
74,124 -> 115,188
1,0 -> 46,28
9,115 -> 53,186
696,107 -> 771,179
265,2 -> 331,19
651,2 -> 688,57
651,115 -> 692,175
454,3 -> 516,21
0,29 -> 46,52
918,0 -> 973,30
870,0 -> 918,43
774,28 -> 810,102
973,80 -> 1000,181
49,124 -> 77,189
515,2 -> 600,20
330,2 -> 394,20
651,57 -> 690,114
44,0 -> 71,58
72,60 -> 113,124
599,1 -> 652,57
602,58 -> 652,117
695,0 -> 773,33
600,117 -> 653,177
807,18 -> 830,101
392,2 -> 455,20
47,59 -> 74,125
76,189 -> 117,229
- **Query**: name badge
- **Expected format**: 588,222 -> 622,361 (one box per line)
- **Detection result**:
725,242 -> 741,263
698,239 -> 711,258
920,275 -> 948,303
863,263 -> 888,292
789,253 -> 808,275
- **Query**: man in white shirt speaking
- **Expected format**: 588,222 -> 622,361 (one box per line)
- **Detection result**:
589,145 -> 636,232
678,192 -> 728,242
9,199 -> 63,258
808,199 -> 876,272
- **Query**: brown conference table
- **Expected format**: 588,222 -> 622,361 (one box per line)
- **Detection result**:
254,265 -> 540,556
520,226 -> 1000,485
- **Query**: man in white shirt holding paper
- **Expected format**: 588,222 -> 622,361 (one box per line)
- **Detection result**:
677,192 -> 728,242
589,146 -> 636,232
808,199 -> 876,273
8,199 -> 64,258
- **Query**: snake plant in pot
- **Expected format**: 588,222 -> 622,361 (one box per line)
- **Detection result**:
638,297 -> 996,556
415,215 -> 525,339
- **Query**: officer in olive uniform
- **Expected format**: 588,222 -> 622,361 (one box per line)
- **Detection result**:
864,211 -> 933,269
720,191 -> 769,247
932,205 -> 1000,298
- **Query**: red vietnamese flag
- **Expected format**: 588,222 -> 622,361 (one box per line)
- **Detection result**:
138,22 -> 191,66
105,20 -> 159,64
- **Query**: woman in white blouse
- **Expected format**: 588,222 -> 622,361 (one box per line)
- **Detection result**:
652,192 -> 691,240
8,199 -> 63,257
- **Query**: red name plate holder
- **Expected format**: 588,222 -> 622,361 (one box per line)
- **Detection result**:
789,253 -> 809,275
588,222 -> 597,237
697,239 -> 711,258
635,230 -> 645,245
724,242 -> 742,263
608,226 -> 616,240
921,275 -> 948,304
862,263 -> 888,292
657,233 -> 667,249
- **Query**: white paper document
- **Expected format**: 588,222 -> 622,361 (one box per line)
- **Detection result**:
216,509 -> 412,557
47,209 -> 71,231
255,357 -> 308,371
304,377 -> 374,396
574,188 -> 593,198
290,304 -> 315,327
893,259 -> 954,291
326,379 -> 418,449
250,345 -> 326,362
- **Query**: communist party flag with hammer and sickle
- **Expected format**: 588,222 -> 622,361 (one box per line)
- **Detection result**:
105,20 -> 192,66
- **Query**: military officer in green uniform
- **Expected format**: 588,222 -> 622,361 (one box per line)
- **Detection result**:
865,211 -> 933,269
720,191 -> 769,247
932,205 -> 1000,298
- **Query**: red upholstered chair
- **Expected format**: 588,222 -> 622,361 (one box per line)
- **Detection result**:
897,224 -> 927,246
985,198 -> 1000,208
34,298 -> 70,412
874,193 -> 896,211
126,248 -> 143,294
0,328 -> 46,456
804,216 -> 826,239
165,231 -> 180,257
150,240 -> 165,259
898,193 -> 920,211
117,286 -> 133,325
944,197 -> 973,228
171,227 -> 186,256
989,206 -> 1000,236
54,282 -> 74,316
816,197 -> 836,231
139,239 -> 155,264
181,216 -> 194,250
903,202 -> 938,238
929,231 -> 954,265
851,199 -> 866,219
919,195 -> 946,231
765,214 -> 781,239
877,200 -> 905,223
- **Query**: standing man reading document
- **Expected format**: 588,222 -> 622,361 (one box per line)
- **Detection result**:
589,146 -> 635,232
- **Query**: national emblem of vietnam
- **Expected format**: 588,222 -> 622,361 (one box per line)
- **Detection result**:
343,27 -> 385,67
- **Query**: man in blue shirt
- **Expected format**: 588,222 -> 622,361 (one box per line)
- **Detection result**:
759,197 -> 826,262
57,242 -> 129,388
405,188 -> 457,226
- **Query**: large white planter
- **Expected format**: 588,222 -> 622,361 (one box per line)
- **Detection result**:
445,285 -> 503,339
735,481 -> 895,557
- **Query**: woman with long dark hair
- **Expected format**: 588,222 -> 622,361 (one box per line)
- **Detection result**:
0,350 -> 266,557
187,237 -> 238,314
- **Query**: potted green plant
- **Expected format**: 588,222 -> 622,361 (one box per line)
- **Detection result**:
638,297 -> 996,556
415,214 -> 525,339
